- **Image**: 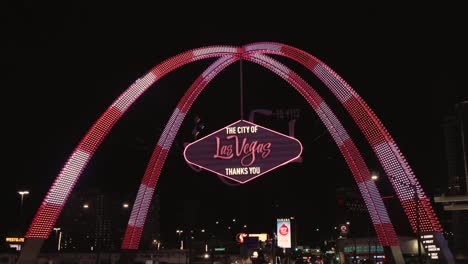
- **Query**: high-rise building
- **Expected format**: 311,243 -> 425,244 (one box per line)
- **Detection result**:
53,189 -> 137,252
443,101 -> 468,195
434,101 -> 468,262
140,192 -> 161,250
94,194 -> 114,251
53,189 -> 95,252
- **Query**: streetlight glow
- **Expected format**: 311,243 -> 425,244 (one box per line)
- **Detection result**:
18,190 -> 30,215
53,227 -> 62,251
176,230 -> 184,250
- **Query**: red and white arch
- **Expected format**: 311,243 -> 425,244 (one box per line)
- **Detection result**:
18,43 -> 451,263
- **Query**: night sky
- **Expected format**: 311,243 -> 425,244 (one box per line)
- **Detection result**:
4,2 -> 467,246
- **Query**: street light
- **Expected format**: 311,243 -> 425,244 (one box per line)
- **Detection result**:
53,227 -> 61,251
18,191 -> 29,215
53,227 -> 61,235
176,229 -> 184,250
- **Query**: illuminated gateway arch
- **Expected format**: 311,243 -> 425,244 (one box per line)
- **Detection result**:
18,42 -> 454,264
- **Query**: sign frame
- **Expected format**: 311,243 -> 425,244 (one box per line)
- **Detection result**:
183,119 -> 303,184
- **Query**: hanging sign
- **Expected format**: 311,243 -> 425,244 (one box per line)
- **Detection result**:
184,119 -> 302,183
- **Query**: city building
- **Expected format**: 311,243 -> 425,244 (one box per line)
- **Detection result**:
140,192 -> 161,250
49,188 -> 161,253
434,101 -> 468,263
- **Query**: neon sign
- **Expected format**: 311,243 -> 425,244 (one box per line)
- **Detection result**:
5,237 -> 24,243
184,120 -> 303,183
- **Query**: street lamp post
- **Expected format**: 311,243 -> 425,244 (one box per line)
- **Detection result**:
18,190 -> 30,215
53,227 -> 61,251
176,230 -> 184,250
17,191 -> 30,236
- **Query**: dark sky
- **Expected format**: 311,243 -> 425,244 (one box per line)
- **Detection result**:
3,2 -> 467,245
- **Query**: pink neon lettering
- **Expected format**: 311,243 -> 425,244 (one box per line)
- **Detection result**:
213,135 -> 271,166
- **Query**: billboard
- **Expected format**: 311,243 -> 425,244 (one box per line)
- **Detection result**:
236,233 -> 269,243
184,119 -> 302,183
421,232 -> 442,260
277,218 -> 292,248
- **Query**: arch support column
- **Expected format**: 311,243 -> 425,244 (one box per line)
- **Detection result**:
16,238 -> 44,264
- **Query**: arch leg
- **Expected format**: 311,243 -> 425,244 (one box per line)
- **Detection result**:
16,238 -> 44,264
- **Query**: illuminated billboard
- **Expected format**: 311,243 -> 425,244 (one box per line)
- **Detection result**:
277,218 -> 292,248
421,233 -> 442,260
236,233 -> 269,243
184,120 -> 302,183
5,237 -> 24,243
